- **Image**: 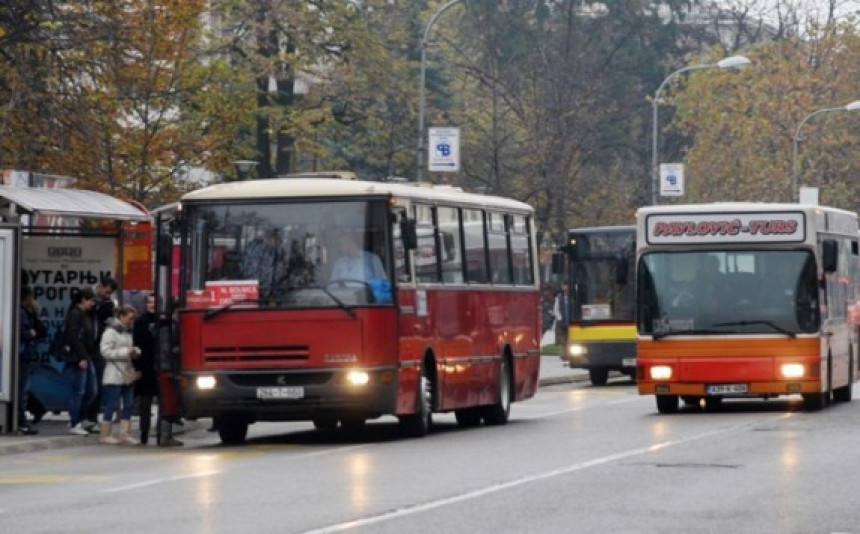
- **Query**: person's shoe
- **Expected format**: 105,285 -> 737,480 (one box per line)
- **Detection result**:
158,436 -> 183,447
82,420 -> 99,433
30,410 -> 45,425
69,423 -> 89,436
118,420 -> 139,445
17,425 -> 38,435
99,422 -> 120,445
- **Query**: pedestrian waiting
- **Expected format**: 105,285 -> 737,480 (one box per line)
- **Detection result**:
99,305 -> 142,445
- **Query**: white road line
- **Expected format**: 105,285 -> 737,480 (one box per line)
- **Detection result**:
100,470 -> 221,493
98,444 -> 366,494
302,414 -> 789,534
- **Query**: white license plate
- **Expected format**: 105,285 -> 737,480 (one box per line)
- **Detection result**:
622,358 -> 637,368
706,383 -> 748,395
256,386 -> 304,400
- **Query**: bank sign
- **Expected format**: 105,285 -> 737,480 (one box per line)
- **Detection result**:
646,211 -> 806,245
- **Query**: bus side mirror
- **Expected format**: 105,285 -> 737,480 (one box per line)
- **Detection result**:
551,252 -> 565,274
822,239 -> 838,273
615,257 -> 629,285
401,219 -> 418,251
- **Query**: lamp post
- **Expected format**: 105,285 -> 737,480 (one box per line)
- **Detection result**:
791,100 -> 860,202
417,0 -> 464,182
650,55 -> 751,205
233,159 -> 259,181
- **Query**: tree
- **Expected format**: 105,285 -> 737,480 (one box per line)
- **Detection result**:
670,23 -> 860,209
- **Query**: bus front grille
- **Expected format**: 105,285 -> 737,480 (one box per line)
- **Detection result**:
203,345 -> 310,364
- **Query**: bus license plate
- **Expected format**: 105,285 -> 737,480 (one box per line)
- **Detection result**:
256,386 -> 304,400
622,358 -> 636,368
706,383 -> 748,395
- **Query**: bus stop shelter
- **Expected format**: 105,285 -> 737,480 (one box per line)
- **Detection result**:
0,185 -> 150,433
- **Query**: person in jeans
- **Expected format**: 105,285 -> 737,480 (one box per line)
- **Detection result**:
65,288 -> 99,435
85,276 -> 118,427
99,305 -> 141,445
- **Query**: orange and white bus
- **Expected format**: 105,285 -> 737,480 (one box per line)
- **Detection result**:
635,203 -> 859,413
154,175 -> 541,443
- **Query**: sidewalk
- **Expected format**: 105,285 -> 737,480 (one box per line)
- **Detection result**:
0,354 -> 587,455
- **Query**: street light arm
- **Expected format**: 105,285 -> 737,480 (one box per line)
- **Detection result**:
791,104 -> 860,201
417,0 -> 465,182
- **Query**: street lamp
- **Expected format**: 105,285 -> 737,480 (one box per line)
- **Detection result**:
233,159 -> 258,181
791,100 -> 860,202
650,55 -> 752,205
417,0 -> 464,182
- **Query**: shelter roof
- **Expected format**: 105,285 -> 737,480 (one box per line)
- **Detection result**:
0,186 -> 149,221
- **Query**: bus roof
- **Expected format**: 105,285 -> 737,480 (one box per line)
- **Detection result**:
568,225 -> 635,234
637,202 -> 857,219
181,178 -> 533,214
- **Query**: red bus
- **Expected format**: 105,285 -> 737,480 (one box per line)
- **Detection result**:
154,175 -> 541,443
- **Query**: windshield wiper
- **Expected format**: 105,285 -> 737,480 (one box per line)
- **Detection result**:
712,320 -> 796,338
652,329 -> 729,340
203,298 -> 262,320
286,285 -> 356,319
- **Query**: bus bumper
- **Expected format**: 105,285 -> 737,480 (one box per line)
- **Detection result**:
180,367 -> 399,422
565,341 -> 635,370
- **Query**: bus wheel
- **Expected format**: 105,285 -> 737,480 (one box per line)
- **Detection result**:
483,357 -> 511,425
455,407 -> 482,428
217,418 -> 249,445
339,417 -> 366,432
589,368 -> 609,386
313,417 -> 338,431
655,395 -> 679,414
399,366 -> 433,438
833,353 -> 853,403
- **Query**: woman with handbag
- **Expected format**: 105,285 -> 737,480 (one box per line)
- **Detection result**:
99,305 -> 142,445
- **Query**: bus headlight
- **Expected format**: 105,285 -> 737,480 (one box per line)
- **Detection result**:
196,375 -> 217,390
780,363 -> 805,379
650,365 -> 673,380
568,344 -> 587,357
346,370 -> 370,386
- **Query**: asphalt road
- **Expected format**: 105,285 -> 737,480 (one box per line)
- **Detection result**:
3,374 -> 860,534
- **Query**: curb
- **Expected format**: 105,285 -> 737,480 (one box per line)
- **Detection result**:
0,419 -> 203,457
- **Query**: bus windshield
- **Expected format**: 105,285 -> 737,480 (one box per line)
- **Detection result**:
569,228 -> 635,322
183,199 -> 393,307
637,250 -> 820,336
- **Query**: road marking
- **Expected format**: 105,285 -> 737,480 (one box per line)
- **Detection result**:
302,414 -> 789,534
97,444 -> 366,494
100,470 -> 222,493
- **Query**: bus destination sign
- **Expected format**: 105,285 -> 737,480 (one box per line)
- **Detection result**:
646,211 -> 806,245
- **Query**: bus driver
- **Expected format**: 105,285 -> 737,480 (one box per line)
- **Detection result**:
330,232 -> 387,284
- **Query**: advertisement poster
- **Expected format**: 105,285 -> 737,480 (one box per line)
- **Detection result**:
21,237 -> 116,410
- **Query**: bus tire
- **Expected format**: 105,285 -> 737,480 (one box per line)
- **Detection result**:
455,407 -> 482,427
482,357 -> 511,426
339,417 -> 366,432
312,417 -> 338,431
217,418 -> 249,445
655,395 -> 679,414
589,368 -> 609,386
399,364 -> 433,438
833,352 -> 853,403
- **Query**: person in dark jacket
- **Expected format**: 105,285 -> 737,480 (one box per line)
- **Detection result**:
17,286 -> 45,435
132,293 -> 159,444
85,276 -> 118,425
65,287 -> 99,435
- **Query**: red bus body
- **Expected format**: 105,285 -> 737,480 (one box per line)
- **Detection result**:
157,177 -> 541,441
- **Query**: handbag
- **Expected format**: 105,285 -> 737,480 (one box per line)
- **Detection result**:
111,361 -> 141,383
